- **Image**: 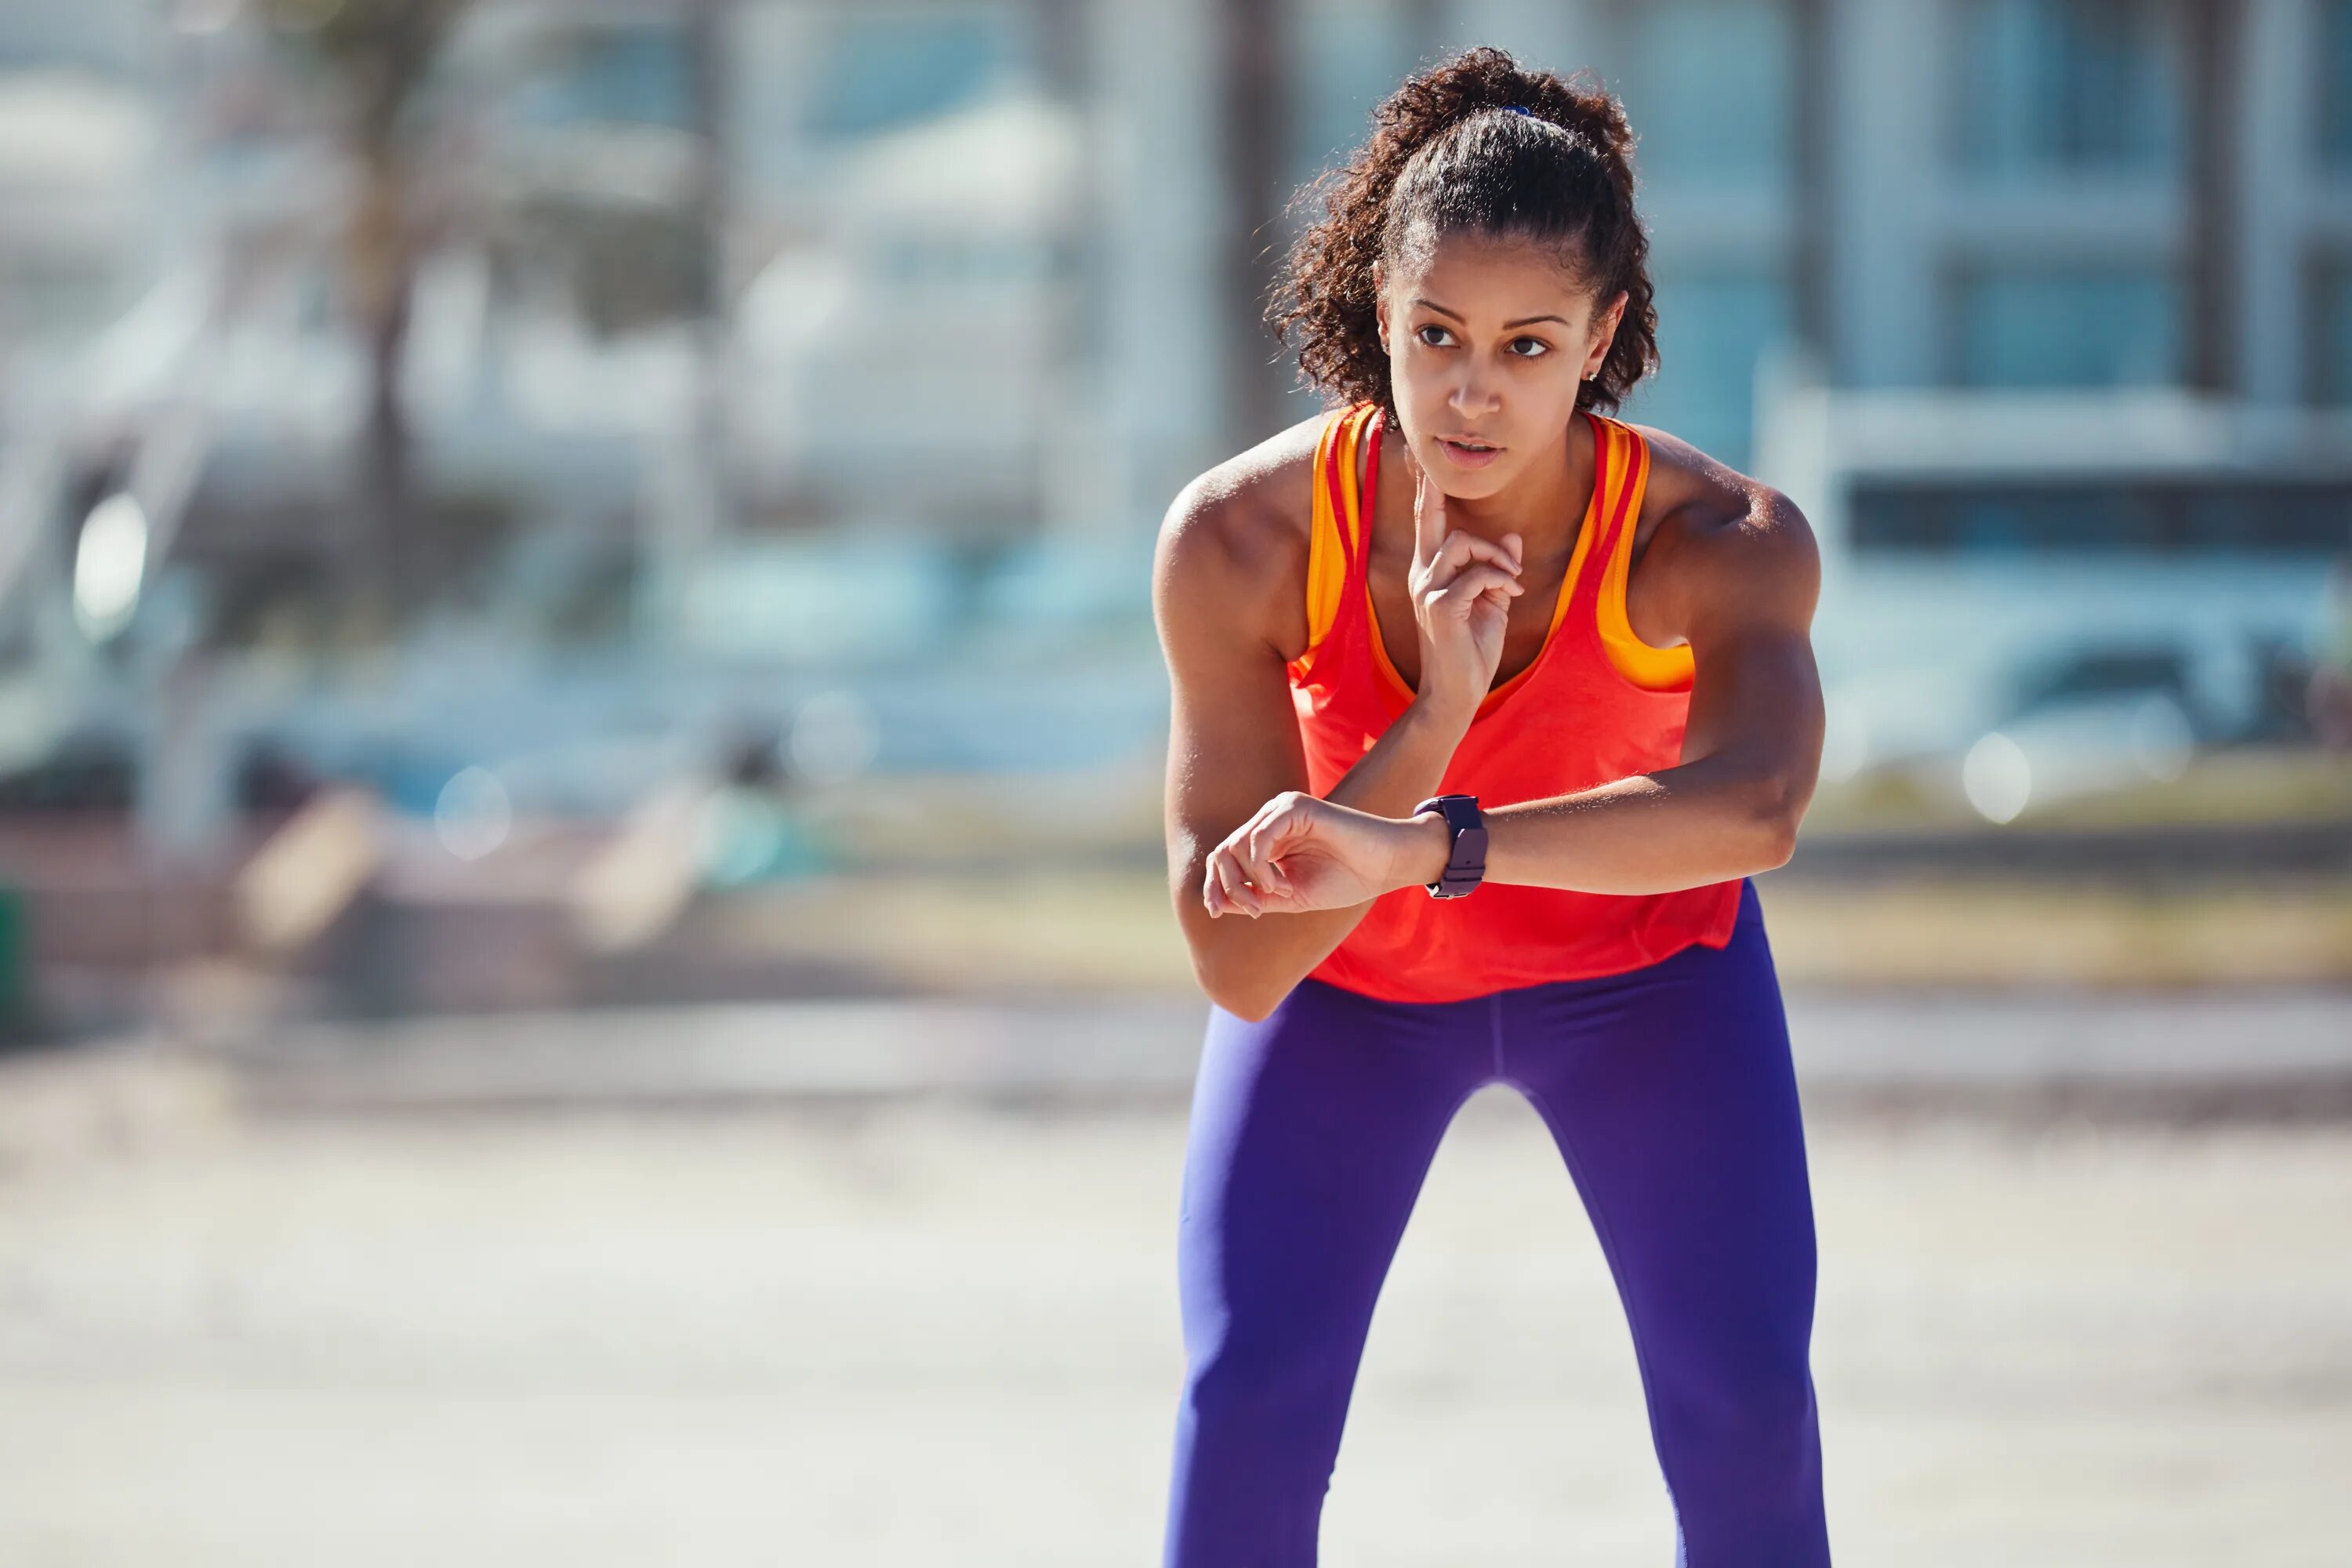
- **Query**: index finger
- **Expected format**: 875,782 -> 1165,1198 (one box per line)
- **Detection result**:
1410,449 -> 1447,568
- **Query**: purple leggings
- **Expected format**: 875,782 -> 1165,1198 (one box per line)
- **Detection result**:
1162,879 -> 1828,1566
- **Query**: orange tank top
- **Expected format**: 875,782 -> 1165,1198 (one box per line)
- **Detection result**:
1287,400 -> 1744,1004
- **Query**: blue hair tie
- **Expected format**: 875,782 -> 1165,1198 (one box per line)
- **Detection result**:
1502,104 -> 1535,117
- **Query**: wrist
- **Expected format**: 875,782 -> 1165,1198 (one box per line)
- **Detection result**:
1389,809 -> 1452,894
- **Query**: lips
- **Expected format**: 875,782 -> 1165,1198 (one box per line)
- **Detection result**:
1437,437 -> 1503,468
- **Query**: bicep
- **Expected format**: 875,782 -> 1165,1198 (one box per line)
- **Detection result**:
1677,494 -> 1825,785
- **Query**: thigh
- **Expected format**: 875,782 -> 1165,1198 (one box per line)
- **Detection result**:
1175,979 -> 1489,1363
1501,887 -> 1819,1395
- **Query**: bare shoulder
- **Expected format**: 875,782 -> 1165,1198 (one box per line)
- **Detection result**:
1624,419 -> 1820,629
1152,412 -> 1330,662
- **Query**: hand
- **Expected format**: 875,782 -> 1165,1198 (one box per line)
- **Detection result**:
1202,792 -> 1446,917
1406,451 -> 1523,723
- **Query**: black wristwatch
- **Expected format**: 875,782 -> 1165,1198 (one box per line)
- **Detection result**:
1410,793 -> 1486,899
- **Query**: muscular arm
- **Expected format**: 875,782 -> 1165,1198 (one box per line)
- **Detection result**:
1155,477 -> 1465,1022
1397,485 -> 1826,894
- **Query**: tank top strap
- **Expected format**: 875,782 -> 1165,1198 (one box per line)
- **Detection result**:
1300,402 -> 1383,660
1599,416 -> 1656,606
1330,402 -> 1379,582
1606,416 -> 1652,562
1561,408 -> 1626,619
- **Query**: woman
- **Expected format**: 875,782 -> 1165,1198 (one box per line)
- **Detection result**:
1150,47 -> 1830,1566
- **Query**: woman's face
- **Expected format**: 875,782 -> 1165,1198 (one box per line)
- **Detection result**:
1376,232 -> 1626,501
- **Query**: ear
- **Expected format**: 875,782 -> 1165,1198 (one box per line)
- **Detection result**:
1584,289 -> 1628,379
1371,261 -> 1390,353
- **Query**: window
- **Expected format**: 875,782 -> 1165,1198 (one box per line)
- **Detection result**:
2325,0 -> 2352,170
1952,0 -> 2182,179
1854,480 -> 2352,554
509,24 -> 695,130
1621,269 -> 1791,470
1953,265 -> 2178,387
1289,2 -> 1416,189
0,10 -> 143,78
1612,0 -> 1795,191
807,12 -> 1011,141
2315,259 -> 2352,405
0,256 -> 140,350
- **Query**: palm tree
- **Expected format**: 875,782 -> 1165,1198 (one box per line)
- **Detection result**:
262,0 -> 470,626
1218,0 -> 1291,449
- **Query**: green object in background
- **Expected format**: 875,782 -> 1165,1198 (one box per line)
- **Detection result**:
695,792 -> 832,889
0,884 -> 26,1037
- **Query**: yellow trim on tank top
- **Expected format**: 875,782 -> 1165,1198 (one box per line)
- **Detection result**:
1336,402 -> 1367,530
1301,410 -> 1348,655
1322,404 -> 1371,652
1593,427 -> 1695,691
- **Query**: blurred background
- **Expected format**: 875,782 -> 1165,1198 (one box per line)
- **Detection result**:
0,0 -> 2347,1563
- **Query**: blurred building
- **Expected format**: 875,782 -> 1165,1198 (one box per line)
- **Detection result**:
0,0 -> 2345,800
1739,0 -> 2352,790
1274,2 -> 2352,791
0,0 -> 2347,1025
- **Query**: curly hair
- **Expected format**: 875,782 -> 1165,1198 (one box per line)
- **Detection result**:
1268,45 -> 1658,419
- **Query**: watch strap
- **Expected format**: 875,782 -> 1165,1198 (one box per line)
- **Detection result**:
1411,793 -> 1486,899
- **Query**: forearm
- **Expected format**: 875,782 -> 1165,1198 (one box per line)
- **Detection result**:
1323,697 -> 1470,816
1396,753 -> 1806,896
1185,699 -> 1468,1018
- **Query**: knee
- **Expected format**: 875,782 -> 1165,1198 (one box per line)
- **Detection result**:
1165,1340 -> 1355,1568
1180,1331 -> 1356,1455
1652,1359 -> 1828,1565
1657,1354 -> 1823,1498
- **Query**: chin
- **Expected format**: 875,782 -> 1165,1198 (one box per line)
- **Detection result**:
1425,449 -> 1517,500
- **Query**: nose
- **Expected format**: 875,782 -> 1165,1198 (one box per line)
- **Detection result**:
1446,360 -> 1502,423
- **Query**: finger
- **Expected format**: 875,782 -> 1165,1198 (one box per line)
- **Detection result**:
1244,808 -> 1303,897
1427,564 -> 1527,615
1225,853 -> 1266,917
1242,832 -> 1298,893
1205,849 -> 1236,916
1424,531 -> 1523,592
1410,454 -> 1446,569
1212,848 -> 1264,917
1203,840 -> 1248,916
1482,546 -> 1523,604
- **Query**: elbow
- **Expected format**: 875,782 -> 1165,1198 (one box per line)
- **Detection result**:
1743,773 -> 1809,873
1172,841 -> 1313,1018
1215,991 -> 1281,1025
1187,947 -> 1284,1023
1198,963 -> 1282,1023
1177,873 -> 1290,1021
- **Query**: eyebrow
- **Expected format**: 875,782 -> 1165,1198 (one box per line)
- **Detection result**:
1412,298 -> 1571,330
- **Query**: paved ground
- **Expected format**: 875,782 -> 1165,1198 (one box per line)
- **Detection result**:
207,986 -> 2352,1116
0,1086 -> 2347,1565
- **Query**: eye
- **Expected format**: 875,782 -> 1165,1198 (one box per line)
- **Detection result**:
1508,336 -> 1551,358
1414,324 -> 1454,348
